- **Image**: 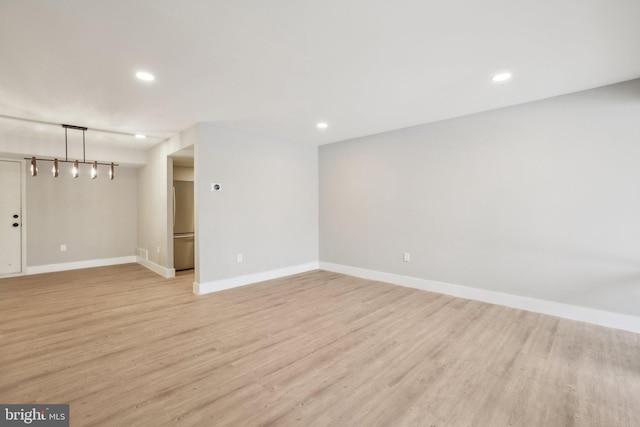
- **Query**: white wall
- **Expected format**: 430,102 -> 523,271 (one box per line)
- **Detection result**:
26,163 -> 138,266
320,79 -> 640,318
196,124 -> 318,287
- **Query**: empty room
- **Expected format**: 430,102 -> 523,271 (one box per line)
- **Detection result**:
1,1 -> 639,426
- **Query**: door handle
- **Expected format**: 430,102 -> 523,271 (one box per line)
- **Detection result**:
12,223 -> 19,227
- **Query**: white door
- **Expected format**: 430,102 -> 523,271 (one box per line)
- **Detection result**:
0,160 -> 22,275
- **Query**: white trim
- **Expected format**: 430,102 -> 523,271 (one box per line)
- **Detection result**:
319,262 -> 640,334
20,159 -> 27,274
136,256 -> 176,278
26,256 -> 137,275
194,262 -> 319,295
0,270 -> 26,279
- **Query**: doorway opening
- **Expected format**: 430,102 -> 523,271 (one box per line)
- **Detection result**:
170,149 -> 195,272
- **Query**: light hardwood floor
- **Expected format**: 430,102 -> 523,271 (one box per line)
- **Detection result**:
1,264 -> 639,426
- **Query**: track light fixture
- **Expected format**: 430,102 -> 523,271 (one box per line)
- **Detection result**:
25,124 -> 118,180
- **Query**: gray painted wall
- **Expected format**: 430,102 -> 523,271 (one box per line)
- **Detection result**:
320,80 -> 640,317
137,141 -> 170,267
26,164 -> 138,266
196,124 -> 318,284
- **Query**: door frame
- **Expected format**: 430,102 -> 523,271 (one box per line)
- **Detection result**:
0,157 -> 27,277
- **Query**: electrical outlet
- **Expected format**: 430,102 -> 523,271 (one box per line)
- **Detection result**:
60,244 -> 67,252
237,254 -> 243,263
403,252 -> 410,262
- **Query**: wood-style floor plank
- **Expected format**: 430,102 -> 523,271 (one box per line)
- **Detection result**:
1,264 -> 638,426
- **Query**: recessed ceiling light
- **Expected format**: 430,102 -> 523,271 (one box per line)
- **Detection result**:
492,72 -> 512,83
317,122 -> 328,129
135,134 -> 146,139
136,71 -> 155,81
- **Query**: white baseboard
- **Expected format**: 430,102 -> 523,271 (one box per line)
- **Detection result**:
194,262 -> 319,295
136,256 -> 175,278
26,256 -> 137,275
319,262 -> 640,334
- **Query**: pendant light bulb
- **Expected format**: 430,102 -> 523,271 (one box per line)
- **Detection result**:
52,159 -> 59,177
30,157 -> 38,177
91,161 -> 98,179
109,162 -> 115,180
72,160 -> 79,178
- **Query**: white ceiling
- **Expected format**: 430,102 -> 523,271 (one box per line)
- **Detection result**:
1,0 -> 639,149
